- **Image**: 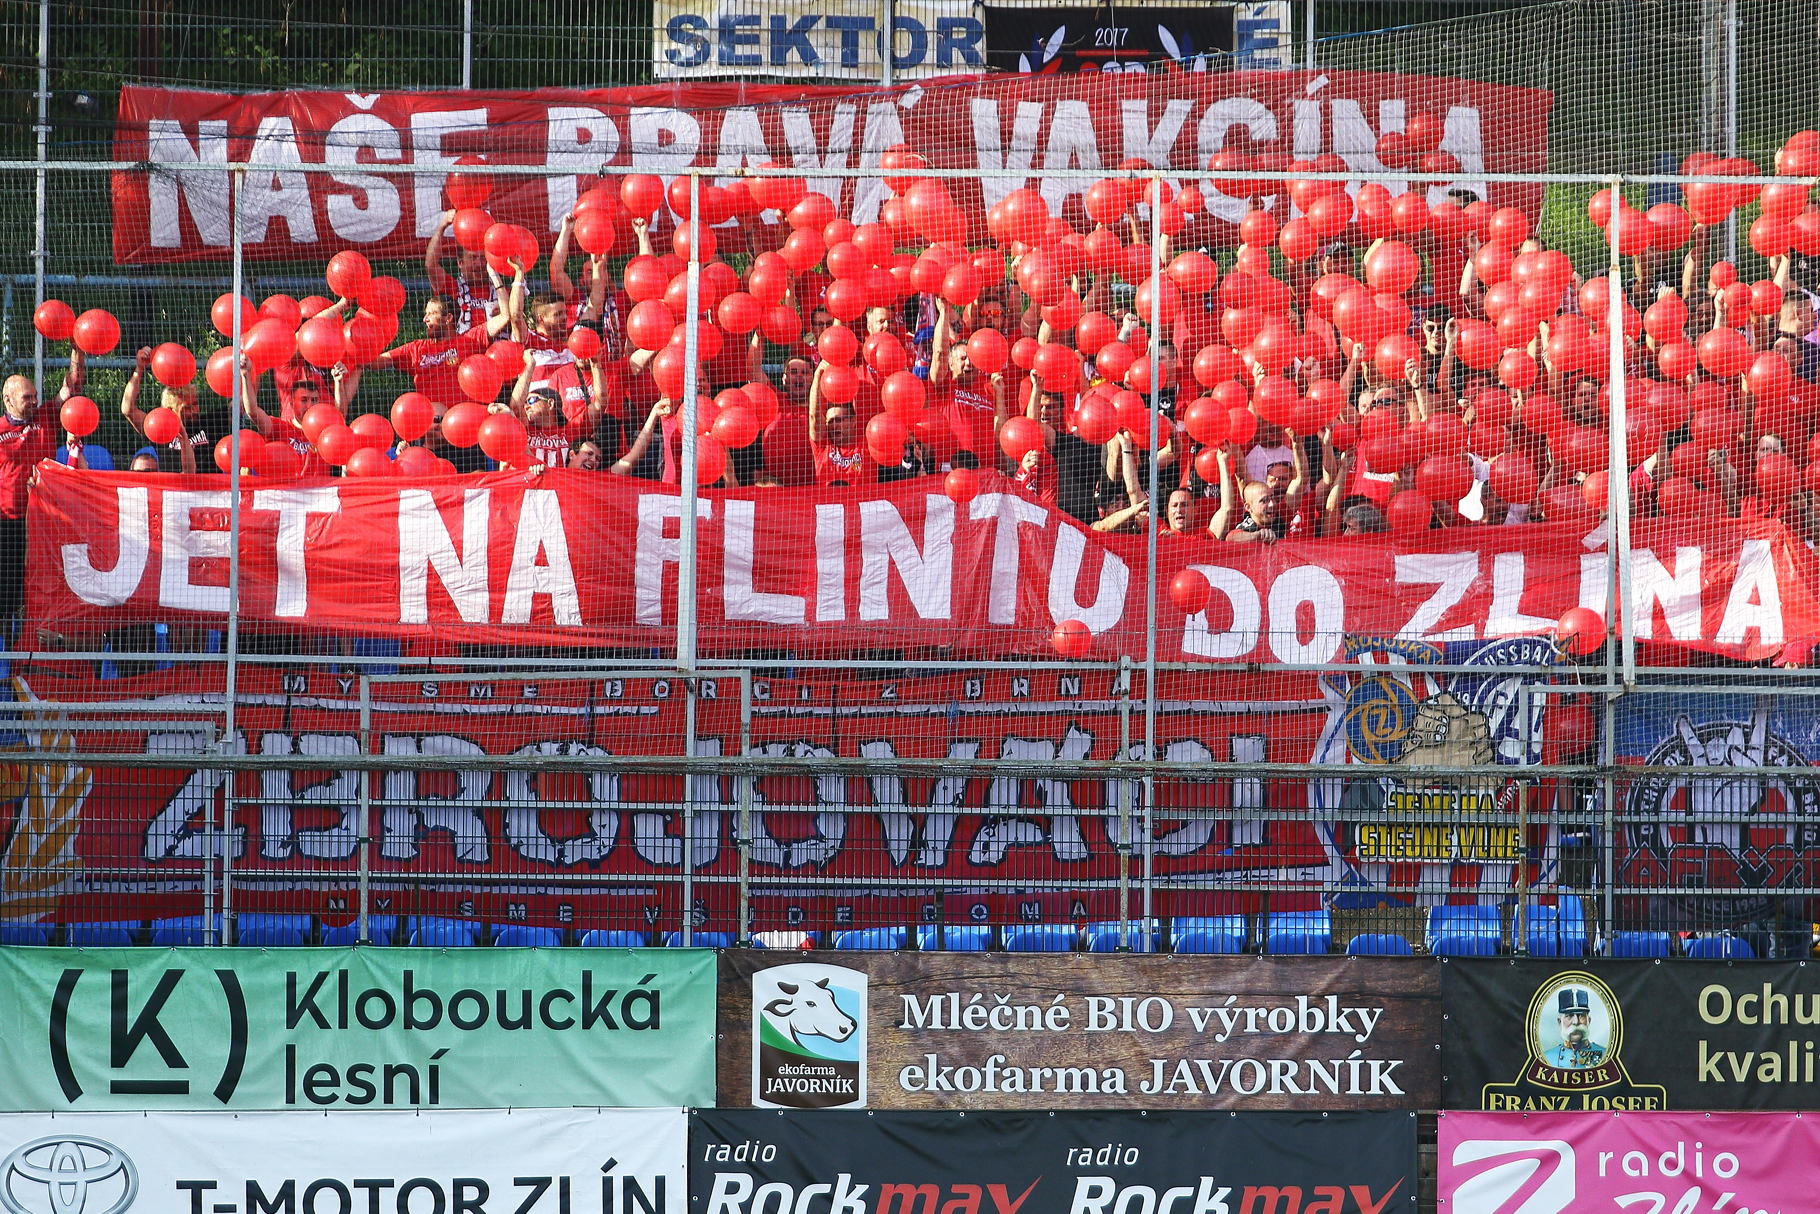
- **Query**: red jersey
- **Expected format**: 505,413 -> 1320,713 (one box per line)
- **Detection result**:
1010,448 -> 1057,505
813,439 -> 876,487
531,360 -> 593,421
525,415 -> 596,470
942,375 -> 997,461
0,413 -> 55,518
389,327 -> 490,408
271,355 -> 327,415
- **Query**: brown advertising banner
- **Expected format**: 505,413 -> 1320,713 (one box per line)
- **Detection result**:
1443,960 -> 1820,1110
716,951 -> 1439,1109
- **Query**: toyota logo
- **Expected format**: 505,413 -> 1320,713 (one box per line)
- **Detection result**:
0,1137 -> 137,1214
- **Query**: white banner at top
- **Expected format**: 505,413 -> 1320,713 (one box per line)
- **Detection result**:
0,1109 -> 686,1214
652,0 -> 985,79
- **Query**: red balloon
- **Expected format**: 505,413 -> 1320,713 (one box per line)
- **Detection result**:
316,424 -> 359,466
440,402 -> 488,448
568,327 -> 602,361
59,396 -> 98,437
446,356 -> 501,406
865,333 -> 907,375
211,294 -> 256,339
452,208 -> 493,252
1170,570 -> 1212,615
72,309 -> 120,356
486,340 -> 525,383
717,292 -> 762,336
1364,241 -> 1421,295
1415,455 -> 1472,504
142,407 -> 182,445
396,446 -> 442,477
574,211 -> 616,256
390,393 -> 434,443
33,300 -> 74,342
1747,352 -> 1792,404
297,404 -> 341,445
760,305 -> 801,345
325,251 -> 372,300
1050,619 -> 1092,660
865,413 -> 908,467
880,371 -> 926,419
150,343 -> 196,389
215,430 -> 265,474
258,442 -> 303,482
478,413 -> 529,465
349,412 -> 394,451
1555,607 -> 1605,656
944,467 -> 979,506
818,325 -> 859,367
296,318 -> 345,368
1697,328 -> 1751,379
1073,396 -> 1119,446
1387,490 -> 1433,532
341,313 -> 386,366
999,416 -> 1045,462
343,446 -> 394,478
1489,452 -> 1538,504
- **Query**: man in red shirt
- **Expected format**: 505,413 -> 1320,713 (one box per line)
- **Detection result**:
0,374 -> 61,629
361,280 -> 517,416
427,208 -> 509,335
930,298 -> 1007,469
807,366 -> 876,488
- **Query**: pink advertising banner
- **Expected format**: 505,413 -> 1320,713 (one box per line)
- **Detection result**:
1439,1111 -> 1797,1214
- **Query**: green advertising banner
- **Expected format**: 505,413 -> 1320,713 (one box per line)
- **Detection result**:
0,947 -> 716,1110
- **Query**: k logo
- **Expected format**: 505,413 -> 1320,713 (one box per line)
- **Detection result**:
48,967 -> 247,1103
0,1137 -> 137,1214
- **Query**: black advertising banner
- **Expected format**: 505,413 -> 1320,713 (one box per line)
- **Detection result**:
1443,960 -> 1820,1110
984,5 -> 1236,74
691,1110 -> 1415,1214
718,952 -> 1439,1110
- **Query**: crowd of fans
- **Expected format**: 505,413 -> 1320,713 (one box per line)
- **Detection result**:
5,139 -> 1820,631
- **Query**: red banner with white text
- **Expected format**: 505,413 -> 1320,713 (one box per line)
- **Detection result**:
109,72 -> 1550,264
25,465 -> 1815,664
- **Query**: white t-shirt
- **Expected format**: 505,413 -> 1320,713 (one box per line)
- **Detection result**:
1246,443 -> 1294,483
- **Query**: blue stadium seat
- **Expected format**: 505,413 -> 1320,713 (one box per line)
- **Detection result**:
321,916 -> 396,946
580,930 -> 649,947
1346,933 -> 1413,956
1170,916 -> 1247,953
1427,905 -> 1502,956
831,927 -> 907,950
1609,931 -> 1671,958
409,917 -> 483,947
151,916 -> 221,946
917,925 -> 994,951
492,925 -> 561,948
1085,920 -> 1159,952
1002,925 -> 1076,953
661,931 -> 735,948
1558,899 -> 1589,957
1524,904 -> 1561,956
1686,934 -> 1754,959
0,921 -> 50,944
65,921 -> 139,947
235,913 -> 311,947
1266,910 -> 1332,955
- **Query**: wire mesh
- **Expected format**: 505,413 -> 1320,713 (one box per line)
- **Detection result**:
0,2 -> 1814,958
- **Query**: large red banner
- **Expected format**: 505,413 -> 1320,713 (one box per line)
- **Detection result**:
109,72 -> 1550,264
26,465 -> 1815,664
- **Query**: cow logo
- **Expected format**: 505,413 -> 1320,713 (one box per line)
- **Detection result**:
1448,1139 -> 1574,1214
1623,710 -> 1820,922
1480,971 -> 1665,1110
0,1136 -> 138,1214
752,962 -> 866,1109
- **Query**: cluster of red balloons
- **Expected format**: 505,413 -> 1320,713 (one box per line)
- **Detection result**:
34,300 -> 119,357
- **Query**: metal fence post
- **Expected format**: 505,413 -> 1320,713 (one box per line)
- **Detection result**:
358,674 -> 372,944
1305,0 -> 1315,70
1607,176 -> 1635,688
462,0 -> 474,89
216,169 -> 248,946
1118,657 -> 1132,950
1724,0 -> 1738,264
737,674 -> 752,944
679,172 -> 702,946
1143,176 -> 1162,953
880,0 -> 894,86
1601,692 -> 1617,956
33,0 -> 46,396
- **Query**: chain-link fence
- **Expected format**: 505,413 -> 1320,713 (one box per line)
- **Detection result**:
0,2 -> 1815,955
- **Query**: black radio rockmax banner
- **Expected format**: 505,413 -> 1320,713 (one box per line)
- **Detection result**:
690,1110 -> 1415,1214
1443,960 -> 1820,1110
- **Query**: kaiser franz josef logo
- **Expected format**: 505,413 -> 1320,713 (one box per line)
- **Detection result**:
752,962 -> 865,1109
0,1136 -> 137,1214
1480,971 -> 1666,1111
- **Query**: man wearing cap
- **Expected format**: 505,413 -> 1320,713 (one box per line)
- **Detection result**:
1542,988 -> 1606,1069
